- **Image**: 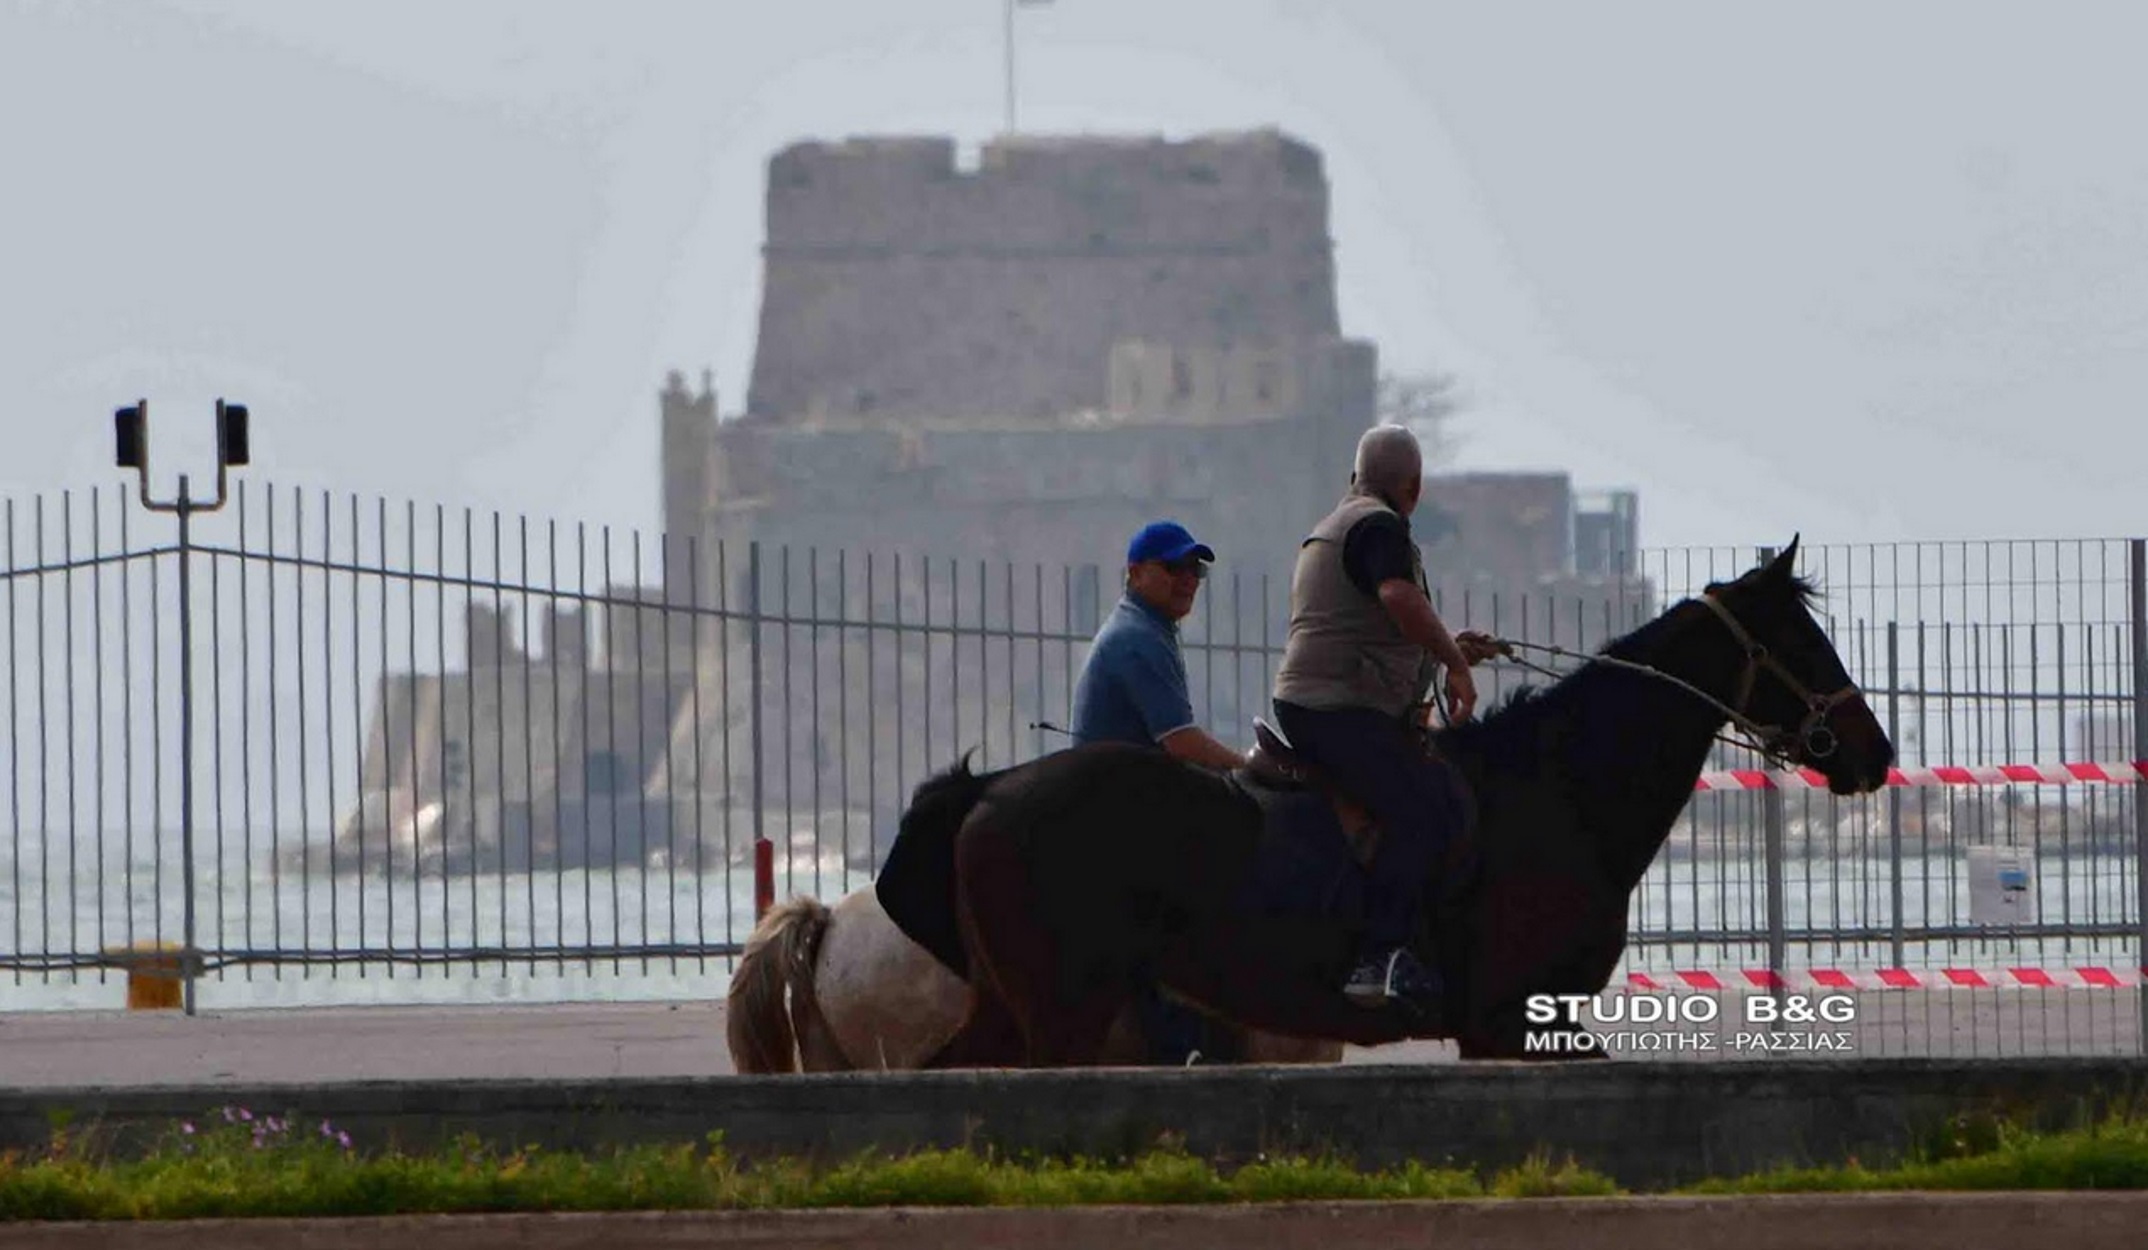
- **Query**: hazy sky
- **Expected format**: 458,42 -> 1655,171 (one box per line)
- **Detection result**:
5,0 -> 2145,551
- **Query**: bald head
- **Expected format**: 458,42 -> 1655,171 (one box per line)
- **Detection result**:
1351,424 -> 1423,514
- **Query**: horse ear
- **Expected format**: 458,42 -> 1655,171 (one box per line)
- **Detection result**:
1768,535 -> 1801,579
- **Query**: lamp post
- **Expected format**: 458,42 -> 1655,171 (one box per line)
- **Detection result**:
113,397 -> 250,1016
1003,0 -> 1053,134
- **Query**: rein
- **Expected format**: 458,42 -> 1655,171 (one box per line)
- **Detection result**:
1475,593 -> 1862,769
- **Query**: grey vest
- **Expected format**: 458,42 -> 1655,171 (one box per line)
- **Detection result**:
1272,494 -> 1439,718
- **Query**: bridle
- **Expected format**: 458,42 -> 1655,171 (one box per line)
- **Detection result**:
1486,592 -> 1864,768
1694,593 -> 1863,764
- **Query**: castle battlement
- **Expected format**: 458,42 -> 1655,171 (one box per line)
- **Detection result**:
748,129 -> 1341,422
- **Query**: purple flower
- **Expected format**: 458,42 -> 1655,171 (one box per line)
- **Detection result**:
180,1123 -> 196,1136
337,1131 -> 353,1151
221,1107 -> 238,1124
320,1121 -> 334,1138
237,1108 -> 253,1123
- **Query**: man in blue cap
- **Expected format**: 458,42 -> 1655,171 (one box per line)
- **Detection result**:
1069,519 -> 1247,1064
1070,519 -> 1248,770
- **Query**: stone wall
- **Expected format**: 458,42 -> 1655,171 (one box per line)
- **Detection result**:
746,130 -> 1339,422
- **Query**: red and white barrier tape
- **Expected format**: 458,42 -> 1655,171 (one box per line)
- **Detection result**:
1625,967 -> 2148,992
1694,761 -> 2148,791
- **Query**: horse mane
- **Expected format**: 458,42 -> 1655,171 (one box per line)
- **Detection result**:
1434,572 -> 1823,768
911,750 -> 982,798
900,751 -> 1001,841
1433,593 -> 1698,764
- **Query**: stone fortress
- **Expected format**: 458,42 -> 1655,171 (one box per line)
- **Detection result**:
663,128 -> 1638,596
342,129 -> 1647,877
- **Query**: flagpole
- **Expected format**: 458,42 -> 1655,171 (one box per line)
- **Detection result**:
1003,0 -> 1017,134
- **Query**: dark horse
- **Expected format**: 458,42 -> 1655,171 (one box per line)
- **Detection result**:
910,541 -> 1896,1064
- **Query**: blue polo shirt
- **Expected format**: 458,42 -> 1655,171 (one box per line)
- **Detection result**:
1070,593 -> 1195,746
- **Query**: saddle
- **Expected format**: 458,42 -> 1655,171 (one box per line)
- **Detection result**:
1244,717 -> 1380,867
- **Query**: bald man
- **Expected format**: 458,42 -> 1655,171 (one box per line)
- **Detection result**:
1272,425 -> 1493,1016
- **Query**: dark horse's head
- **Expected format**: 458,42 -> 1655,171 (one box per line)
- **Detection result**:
1692,537 -> 1895,795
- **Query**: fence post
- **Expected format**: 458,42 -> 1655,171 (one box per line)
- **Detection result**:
176,477 -> 199,1016
749,541 -> 771,920
1759,546 -> 1787,1017
1887,620 -> 1905,970
2130,539 -> 2146,1053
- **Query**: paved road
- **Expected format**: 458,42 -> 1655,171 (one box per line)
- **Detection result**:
16,1194 -> 2148,1250
5,984 -> 2138,1089
0,1001 -> 1470,1088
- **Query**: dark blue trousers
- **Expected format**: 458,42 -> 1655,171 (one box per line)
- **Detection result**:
1272,700 -> 1468,950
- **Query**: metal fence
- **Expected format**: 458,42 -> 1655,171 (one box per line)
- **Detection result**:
2,481 -> 2145,1054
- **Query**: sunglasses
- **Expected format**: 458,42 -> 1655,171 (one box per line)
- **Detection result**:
1155,558 -> 1208,581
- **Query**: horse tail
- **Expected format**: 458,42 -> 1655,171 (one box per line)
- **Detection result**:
726,895 -> 840,1074
887,751 -> 1003,979
901,749 -> 998,845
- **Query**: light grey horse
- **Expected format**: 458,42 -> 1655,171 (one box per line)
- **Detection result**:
727,887 -> 1343,1071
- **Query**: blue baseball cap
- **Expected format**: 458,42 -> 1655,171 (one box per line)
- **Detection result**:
1126,520 -> 1215,566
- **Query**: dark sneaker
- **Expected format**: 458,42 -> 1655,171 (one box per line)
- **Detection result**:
1343,947 -> 1442,1012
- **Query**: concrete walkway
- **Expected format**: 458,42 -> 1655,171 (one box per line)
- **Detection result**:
0,1001 -> 1463,1088
12,1193 -> 2148,1250
7,986 -> 2134,1088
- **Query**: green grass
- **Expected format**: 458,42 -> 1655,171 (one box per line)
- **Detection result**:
7,1105 -> 2148,1221
1684,1114 -> 2148,1196
0,1110 -> 1573,1221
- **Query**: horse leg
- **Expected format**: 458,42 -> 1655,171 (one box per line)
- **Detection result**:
926,984 -> 1026,1069
1456,875 -> 1615,1060
1154,922 -> 1416,1049
945,799 -> 1141,1068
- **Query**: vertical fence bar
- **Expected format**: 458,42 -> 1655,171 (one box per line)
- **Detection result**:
406,502 -> 421,972
688,534 -> 707,962
467,509 -> 482,974
865,551 -> 877,870
660,532 -> 677,972
7,501 -> 20,985
549,521 -> 565,965
207,503 -> 223,984
1760,547 -> 1786,1014
350,495 -> 365,969
718,539 -> 735,943
809,547 -> 822,897
440,507 -> 455,970
176,479 -> 199,1014
151,506 -> 165,957
780,546 -> 794,899
895,553 -> 910,865
1888,620 -> 1905,969
60,498 -> 76,987
525,517 -> 540,974
1033,563 -> 1045,759
317,490 -> 335,974
634,531 -> 651,971
1005,562 -> 1016,768
748,542 -> 768,920
838,549 -> 851,886
375,500 -> 393,979
2130,538 -> 2147,1053
93,489 -> 107,981
266,492 -> 282,975
924,556 -> 933,780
